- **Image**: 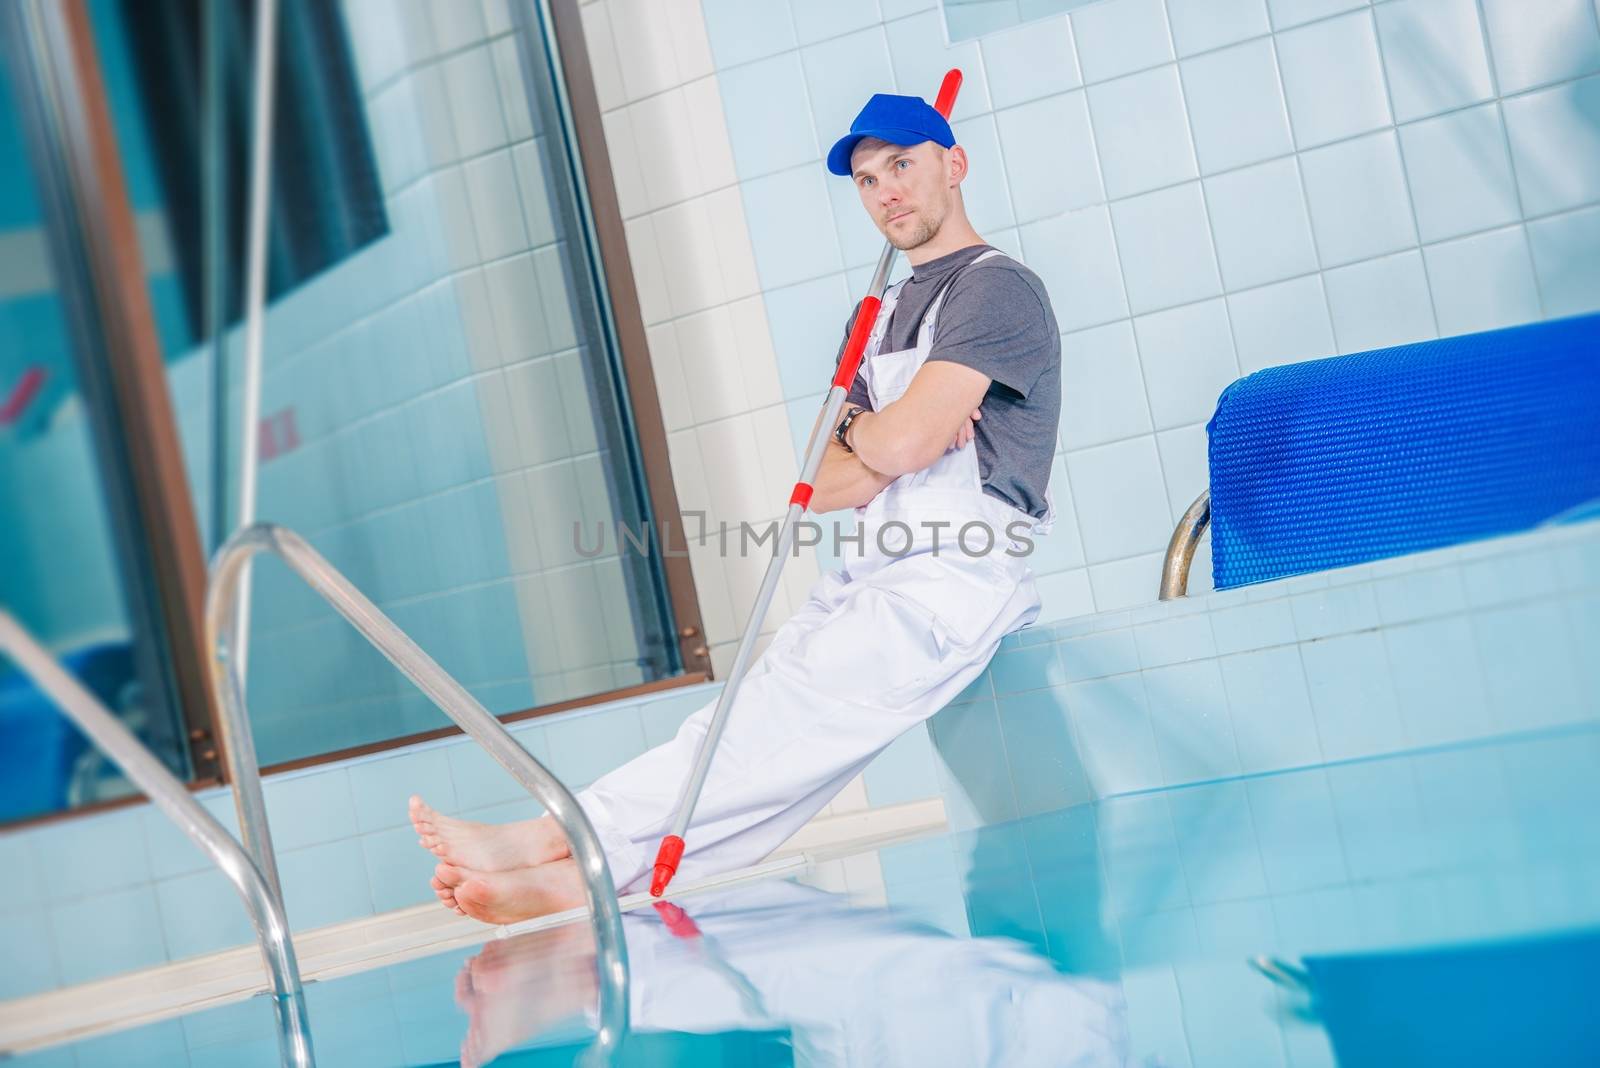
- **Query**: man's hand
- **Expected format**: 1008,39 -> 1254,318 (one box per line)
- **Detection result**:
950,407 -> 981,451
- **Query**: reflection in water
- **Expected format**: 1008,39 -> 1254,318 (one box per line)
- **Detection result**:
1301,928 -> 1600,1067
460,881 -> 1130,1066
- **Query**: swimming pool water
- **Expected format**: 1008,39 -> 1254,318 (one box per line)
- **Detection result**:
24,723 -> 1600,1066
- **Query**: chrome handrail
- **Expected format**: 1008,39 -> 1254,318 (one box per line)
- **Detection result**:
205,522 -> 629,1060
1159,491 -> 1211,600
0,611 -> 313,1068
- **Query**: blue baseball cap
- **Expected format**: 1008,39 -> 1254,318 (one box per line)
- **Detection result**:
826,93 -> 955,177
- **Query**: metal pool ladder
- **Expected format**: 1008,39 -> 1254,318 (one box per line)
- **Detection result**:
207,522 -> 630,1065
1160,491 -> 1211,600
0,611 -> 315,1068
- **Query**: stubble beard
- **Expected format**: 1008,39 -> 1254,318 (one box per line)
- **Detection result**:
885,206 -> 941,252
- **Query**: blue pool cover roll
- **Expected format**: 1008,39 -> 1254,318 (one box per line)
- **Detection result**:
1206,312 -> 1600,590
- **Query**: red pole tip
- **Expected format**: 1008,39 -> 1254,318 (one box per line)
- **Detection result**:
933,69 -> 963,117
649,835 -> 685,897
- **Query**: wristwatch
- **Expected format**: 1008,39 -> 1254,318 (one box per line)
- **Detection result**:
834,405 -> 866,452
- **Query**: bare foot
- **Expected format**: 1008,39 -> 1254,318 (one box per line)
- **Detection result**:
434,858 -> 588,926
408,795 -> 570,872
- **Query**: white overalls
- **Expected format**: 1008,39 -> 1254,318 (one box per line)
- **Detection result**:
578,249 -> 1057,893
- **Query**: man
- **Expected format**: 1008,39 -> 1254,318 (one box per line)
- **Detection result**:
409,92 -> 1062,923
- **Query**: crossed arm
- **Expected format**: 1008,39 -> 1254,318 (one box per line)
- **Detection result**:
808,360 -> 992,514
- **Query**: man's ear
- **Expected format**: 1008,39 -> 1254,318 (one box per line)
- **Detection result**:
947,144 -> 968,187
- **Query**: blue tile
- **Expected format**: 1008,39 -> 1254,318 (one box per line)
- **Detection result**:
701,0 -> 798,68
1110,182 -> 1222,315
49,886 -> 166,984
1119,907 -> 1202,965
1465,549 -> 1561,607
1070,0 -> 1174,83
1088,66 -> 1197,199
1119,965 -> 1196,1068
1327,758 -> 1433,880
1222,274 -> 1337,375
997,689 -> 1093,816
1168,782 -> 1268,904
996,91 -> 1103,223
1299,632 -> 1405,762
1210,599 -> 1297,655
1204,157 -> 1317,292
928,699 -> 1019,830
1503,75 -> 1600,217
1412,747 -> 1524,868
1246,770 -> 1349,893
279,839 -> 374,931
1527,205 -> 1600,318
1176,959 -> 1290,1067
1099,792 -> 1188,915
1384,616 -> 1493,747
864,721 -> 942,805
884,9 -> 991,121
1325,249 -> 1439,354
1181,38 -> 1292,174
71,1018 -> 189,1067
445,727 -> 551,809
1143,660 -> 1242,784
1066,674 -> 1165,795
1056,627 -> 1142,681
1270,886 -> 1361,955
1267,0 -> 1368,30
1375,0 -> 1493,122
545,707 -> 647,787
639,688 -> 713,747
0,909 -> 58,997
1196,895 -> 1280,952
947,113 -> 1016,233
1480,0 -> 1600,94
792,0 -> 881,44
1167,0 -> 1269,56
1278,10 -> 1391,148
1474,601 -> 1587,731
801,27 -> 894,167
989,638 -> 1061,694
742,165 -> 845,290
1289,583 -> 1380,640
1424,226 -> 1543,337
361,824 -> 441,912
262,767 -> 358,851
30,806 -> 151,901
877,833 -> 959,888
1019,207 -> 1129,332
346,746 -> 458,834
1134,614 -> 1216,669
1133,299 -> 1237,432
1300,130 -> 1417,267
1373,565 -> 1467,625
0,824 -> 44,908
1219,644 -> 1322,775
765,273 -> 853,401
1060,320 -> 1151,449
1066,437 -> 1173,563
1400,104 -> 1520,243
981,13 -> 1081,109
157,868 -> 256,959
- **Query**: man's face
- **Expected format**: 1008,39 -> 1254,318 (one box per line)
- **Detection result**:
848,137 -> 962,252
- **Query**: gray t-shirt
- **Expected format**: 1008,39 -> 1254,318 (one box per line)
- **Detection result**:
834,244 -> 1061,520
